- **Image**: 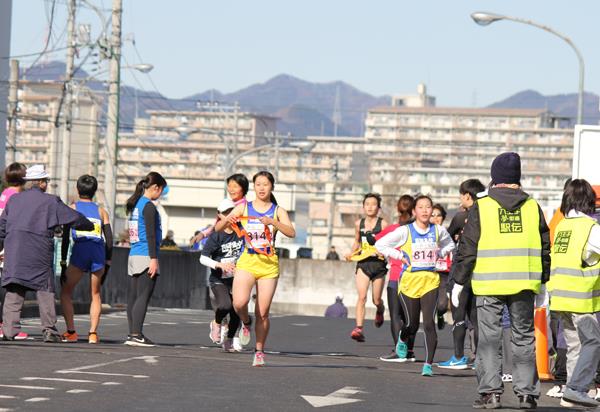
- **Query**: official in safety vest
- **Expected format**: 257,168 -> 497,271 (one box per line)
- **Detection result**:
451,152 -> 550,410
547,179 -> 600,408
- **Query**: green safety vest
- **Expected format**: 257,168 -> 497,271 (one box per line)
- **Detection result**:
548,216 -> 600,313
472,196 -> 543,296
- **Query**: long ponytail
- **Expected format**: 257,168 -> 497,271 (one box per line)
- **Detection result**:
125,172 -> 167,215
253,171 -> 277,205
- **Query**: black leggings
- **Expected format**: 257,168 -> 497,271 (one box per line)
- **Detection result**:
127,272 -> 157,335
387,283 -> 404,345
437,273 -> 450,316
399,288 -> 438,364
211,283 -> 240,339
450,282 -> 478,359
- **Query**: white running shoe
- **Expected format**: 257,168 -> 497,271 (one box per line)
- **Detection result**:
232,337 -> 243,352
209,321 -> 221,344
546,384 -> 564,398
239,323 -> 251,346
252,351 -> 265,367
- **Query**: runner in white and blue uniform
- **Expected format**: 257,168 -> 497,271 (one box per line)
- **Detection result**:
60,175 -> 112,344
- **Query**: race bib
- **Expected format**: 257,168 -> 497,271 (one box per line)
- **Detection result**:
435,258 -> 449,272
128,220 -> 139,243
75,218 -> 102,239
245,220 -> 271,250
411,241 -> 438,270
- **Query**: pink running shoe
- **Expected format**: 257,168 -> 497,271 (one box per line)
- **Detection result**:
209,321 -> 221,344
252,350 -> 265,367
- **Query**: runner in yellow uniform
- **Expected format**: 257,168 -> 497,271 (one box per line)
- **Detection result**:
216,171 -> 296,366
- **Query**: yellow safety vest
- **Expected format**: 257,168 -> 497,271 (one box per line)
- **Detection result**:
548,216 -> 600,313
472,196 -> 543,296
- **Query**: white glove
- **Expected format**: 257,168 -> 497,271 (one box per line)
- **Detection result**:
535,284 -> 549,308
451,283 -> 464,308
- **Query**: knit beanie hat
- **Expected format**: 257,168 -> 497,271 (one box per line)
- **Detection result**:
491,152 -> 521,185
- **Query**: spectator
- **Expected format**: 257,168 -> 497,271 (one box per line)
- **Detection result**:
324,292 -> 348,318
326,246 -> 340,260
160,230 -> 179,250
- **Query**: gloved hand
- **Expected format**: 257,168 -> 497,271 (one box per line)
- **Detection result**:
60,262 -> 67,284
535,284 -> 549,308
451,283 -> 464,308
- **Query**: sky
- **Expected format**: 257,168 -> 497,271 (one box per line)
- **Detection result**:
7,0 -> 600,107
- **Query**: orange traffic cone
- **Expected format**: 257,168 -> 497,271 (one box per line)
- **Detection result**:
534,307 -> 553,380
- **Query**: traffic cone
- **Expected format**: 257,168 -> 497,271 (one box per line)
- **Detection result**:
534,307 -> 553,380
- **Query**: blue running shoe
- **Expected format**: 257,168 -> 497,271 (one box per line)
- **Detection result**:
395,340 -> 408,359
422,363 -> 433,376
437,355 -> 469,370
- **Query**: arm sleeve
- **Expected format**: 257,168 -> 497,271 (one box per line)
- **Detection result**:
538,204 -> 551,284
103,223 -> 113,260
437,226 -> 456,257
61,224 -> 71,262
452,203 -> 481,285
199,254 -> 218,270
447,211 -> 466,240
374,226 -> 408,261
143,202 -> 158,259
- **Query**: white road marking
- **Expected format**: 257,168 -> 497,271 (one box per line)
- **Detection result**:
0,385 -> 54,390
157,322 -> 178,325
66,389 -> 92,394
101,382 -> 122,386
57,371 -> 148,379
0,408 -> 14,411
187,321 -> 208,324
301,386 -> 366,408
25,397 -> 50,402
291,323 -> 309,327
0,395 -> 16,399
21,377 -> 96,383
56,355 -> 158,373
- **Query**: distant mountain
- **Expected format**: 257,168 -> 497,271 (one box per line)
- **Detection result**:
488,89 -> 600,125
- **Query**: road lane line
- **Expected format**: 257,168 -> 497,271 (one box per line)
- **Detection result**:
0,385 -> 54,390
67,389 -> 92,394
0,395 -> 16,399
25,397 -> 50,402
21,377 -> 96,383
101,382 -> 122,385
56,355 -> 158,372
57,371 -> 148,378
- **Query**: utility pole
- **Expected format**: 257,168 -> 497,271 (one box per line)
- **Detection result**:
6,59 -> 19,165
232,101 -> 239,159
326,159 -> 339,250
104,0 -> 122,223
59,0 -> 76,202
332,84 -> 341,137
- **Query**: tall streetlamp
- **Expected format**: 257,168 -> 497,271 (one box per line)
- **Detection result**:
471,11 -> 585,125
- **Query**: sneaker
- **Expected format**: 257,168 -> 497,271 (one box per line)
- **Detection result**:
397,352 -> 416,363
395,340 -> 408,358
472,393 -> 501,409
88,332 -> 99,344
379,351 -> 403,362
518,395 -> 537,409
124,335 -> 155,347
43,330 -> 62,343
222,338 -> 234,352
546,384 -> 564,398
438,355 -> 469,370
501,374 -> 513,383
252,350 -> 265,367
232,337 -> 243,352
61,331 -> 78,343
562,387 -> 600,408
422,363 -> 433,376
350,327 -> 365,342
14,331 -> 28,340
239,322 -> 252,346
374,307 -> 385,328
220,323 -> 229,343
209,321 -> 221,344
596,387 -> 600,401
437,314 -> 446,330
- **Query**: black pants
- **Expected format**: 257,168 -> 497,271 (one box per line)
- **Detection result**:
387,282 -> 404,345
211,281 -> 240,340
437,272 -> 450,316
399,288 -> 438,364
451,282 -> 478,359
127,272 -> 157,335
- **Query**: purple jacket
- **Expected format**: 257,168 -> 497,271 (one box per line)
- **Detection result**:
0,187 -> 93,291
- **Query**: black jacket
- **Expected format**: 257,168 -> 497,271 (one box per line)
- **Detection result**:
452,187 -> 551,287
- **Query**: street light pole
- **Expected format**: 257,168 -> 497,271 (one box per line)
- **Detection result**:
471,11 -> 585,125
104,0 -> 122,223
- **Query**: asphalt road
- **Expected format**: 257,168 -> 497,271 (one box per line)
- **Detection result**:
0,309 -> 566,411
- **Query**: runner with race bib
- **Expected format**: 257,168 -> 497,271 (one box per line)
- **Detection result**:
375,195 -> 455,376
215,171 -> 296,367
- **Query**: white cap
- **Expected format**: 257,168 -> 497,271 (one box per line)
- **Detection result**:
217,198 -> 236,213
24,164 -> 50,180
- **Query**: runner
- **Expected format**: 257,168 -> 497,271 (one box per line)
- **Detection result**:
431,203 -> 451,330
216,171 -> 296,366
375,195 -> 455,376
0,163 -> 28,341
124,172 -> 167,347
60,175 -> 112,344
378,194 -> 414,361
200,198 -> 244,352
346,193 -> 388,343
438,178 -> 485,370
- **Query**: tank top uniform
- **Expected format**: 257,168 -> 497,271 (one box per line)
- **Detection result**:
355,217 -> 388,280
235,201 -> 279,279
399,223 -> 441,298
128,196 -> 162,276
69,201 -> 106,273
